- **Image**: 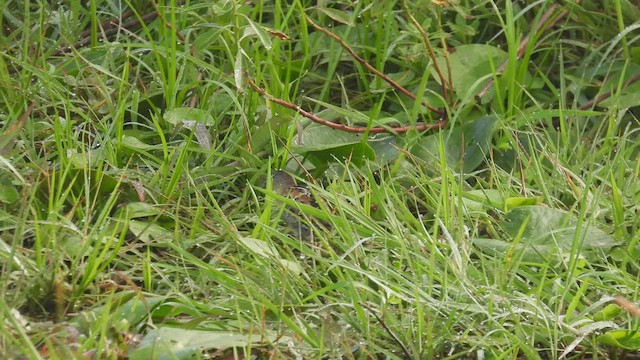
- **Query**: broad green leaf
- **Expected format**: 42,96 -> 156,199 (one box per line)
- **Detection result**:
368,135 -> 399,166
631,47 -> 640,65
164,107 -> 215,150
315,7 -> 354,26
293,125 -> 365,152
0,182 -> 19,204
72,293 -> 165,332
240,15 -> 272,50
112,297 -> 166,324
461,189 -> 505,212
598,80 -> 640,109
121,135 -> 163,151
55,48 -> 117,76
475,206 -> 616,261
433,44 -> 508,99
129,220 -> 172,243
239,236 -> 278,258
164,107 -> 215,126
472,237 -> 556,262
212,0 -> 234,16
305,98 -> 371,124
594,63 -> 640,108
593,304 -> 622,321
248,115 -> 292,152
412,115 -> 497,172
500,206 -> 616,250
58,234 -> 87,258
40,169 -> 121,199
239,237 -> 302,274
66,148 -> 106,169
292,126 -> 375,165
117,202 -> 161,219
129,327 -> 288,360
505,196 -> 544,210
292,126 -> 375,159
598,330 -> 640,350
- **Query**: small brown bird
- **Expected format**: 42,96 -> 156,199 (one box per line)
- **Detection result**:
271,170 -> 324,240
272,171 -> 316,204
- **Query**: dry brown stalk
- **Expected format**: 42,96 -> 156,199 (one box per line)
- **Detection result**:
614,295 -> 640,318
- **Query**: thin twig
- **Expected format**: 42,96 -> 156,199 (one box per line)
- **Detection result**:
151,0 -> 188,44
306,17 -> 443,115
51,11 -> 158,56
477,4 -> 566,98
0,100 -> 37,155
579,73 -> 640,110
360,302 -> 412,359
403,1 -> 449,106
77,9 -> 138,40
246,75 -> 447,134
276,137 -> 320,186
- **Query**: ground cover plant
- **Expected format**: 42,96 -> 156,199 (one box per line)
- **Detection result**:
1,0 -> 640,358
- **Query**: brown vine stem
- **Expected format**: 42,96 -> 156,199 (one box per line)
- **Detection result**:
402,1 -> 450,107
579,73 -> 640,110
246,74 -> 447,134
359,302 -> 412,359
0,100 -> 37,155
51,11 -> 158,57
305,17 -> 443,116
477,3 -> 566,98
151,0 -> 188,45
77,9 -> 137,41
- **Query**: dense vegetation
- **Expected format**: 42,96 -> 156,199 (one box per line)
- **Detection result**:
1,0 -> 639,358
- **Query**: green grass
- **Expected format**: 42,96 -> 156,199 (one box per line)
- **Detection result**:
1,0 -> 640,358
